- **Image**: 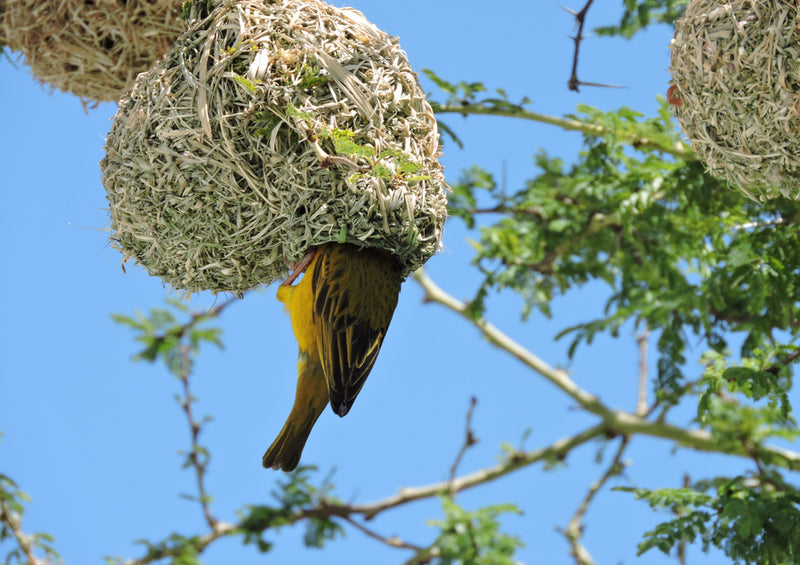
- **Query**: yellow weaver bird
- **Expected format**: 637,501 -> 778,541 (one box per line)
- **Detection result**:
262,243 -> 403,471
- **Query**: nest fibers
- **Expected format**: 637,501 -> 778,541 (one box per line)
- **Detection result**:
101,0 -> 448,294
0,1 -> 6,47
670,0 -> 800,200
2,0 -> 185,102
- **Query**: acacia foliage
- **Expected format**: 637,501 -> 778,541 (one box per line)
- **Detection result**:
439,76 -> 800,561
3,3 -> 800,564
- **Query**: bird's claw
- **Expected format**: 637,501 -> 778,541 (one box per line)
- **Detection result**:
281,247 -> 319,286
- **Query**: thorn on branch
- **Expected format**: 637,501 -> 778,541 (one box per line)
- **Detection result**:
566,0 -> 626,92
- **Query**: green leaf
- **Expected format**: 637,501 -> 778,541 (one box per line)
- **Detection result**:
427,496 -> 524,564
232,74 -> 258,93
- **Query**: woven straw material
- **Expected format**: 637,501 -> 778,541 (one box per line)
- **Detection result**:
670,0 -> 800,200
0,0 -> 7,47
3,0 -> 185,102
101,0 -> 447,294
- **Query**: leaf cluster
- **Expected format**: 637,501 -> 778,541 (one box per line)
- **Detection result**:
618,472 -> 800,564
427,496 -> 523,565
697,348 -> 796,429
0,472 -> 59,565
131,534 -> 204,565
238,467 -> 344,553
595,0 -> 688,38
112,299 -> 224,378
450,99 -> 800,404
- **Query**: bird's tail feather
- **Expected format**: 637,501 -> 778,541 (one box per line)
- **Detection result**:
262,361 -> 328,471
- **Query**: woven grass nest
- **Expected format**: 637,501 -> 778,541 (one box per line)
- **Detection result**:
670,0 -> 800,200
101,0 -> 448,294
2,0 -> 185,102
0,1 -> 7,48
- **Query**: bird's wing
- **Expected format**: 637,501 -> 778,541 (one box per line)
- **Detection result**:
312,245 -> 400,417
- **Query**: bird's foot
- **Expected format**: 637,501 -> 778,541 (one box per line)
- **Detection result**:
281,247 -> 319,286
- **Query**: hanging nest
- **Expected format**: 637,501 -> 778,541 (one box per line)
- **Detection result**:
670,0 -> 800,201
101,0 -> 448,294
3,0 -> 186,102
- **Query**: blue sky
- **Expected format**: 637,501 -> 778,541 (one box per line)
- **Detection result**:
0,1 -> 767,564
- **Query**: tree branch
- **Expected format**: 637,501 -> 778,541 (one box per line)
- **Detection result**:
636,329 -> 650,417
339,424 -> 609,520
118,522 -> 238,565
339,515 -> 426,553
564,0 -> 625,91
561,436 -> 630,564
177,347 -> 217,529
415,268 -> 611,416
449,396 -> 479,494
0,498 -> 43,565
413,269 -> 800,472
434,103 -> 690,159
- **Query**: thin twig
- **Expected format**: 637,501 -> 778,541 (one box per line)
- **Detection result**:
119,522 -> 238,565
178,349 -> 217,529
0,498 -> 42,565
636,328 -> 650,416
561,436 -> 630,565
449,396 -> 479,494
776,347 -> 800,368
172,299 -> 244,530
676,474 -> 690,565
343,424 -> 609,520
340,515 -> 426,552
434,103 -> 690,159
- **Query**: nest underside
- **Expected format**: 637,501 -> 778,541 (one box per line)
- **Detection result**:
671,0 -> 800,200
102,0 -> 447,294
3,0 -> 185,101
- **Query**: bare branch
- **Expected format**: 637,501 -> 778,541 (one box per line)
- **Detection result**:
340,515 -> 426,553
561,436 -> 630,564
449,396 -> 479,494
177,349 -> 217,529
344,424 -> 609,520
636,329 -> 650,417
434,103 -> 691,159
676,474 -> 691,565
171,297 -> 243,529
413,268 -> 800,472
415,268 -> 613,416
565,0 -> 625,91
566,0 -> 593,91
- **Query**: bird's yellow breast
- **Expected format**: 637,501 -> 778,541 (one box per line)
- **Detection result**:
276,257 -> 319,355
